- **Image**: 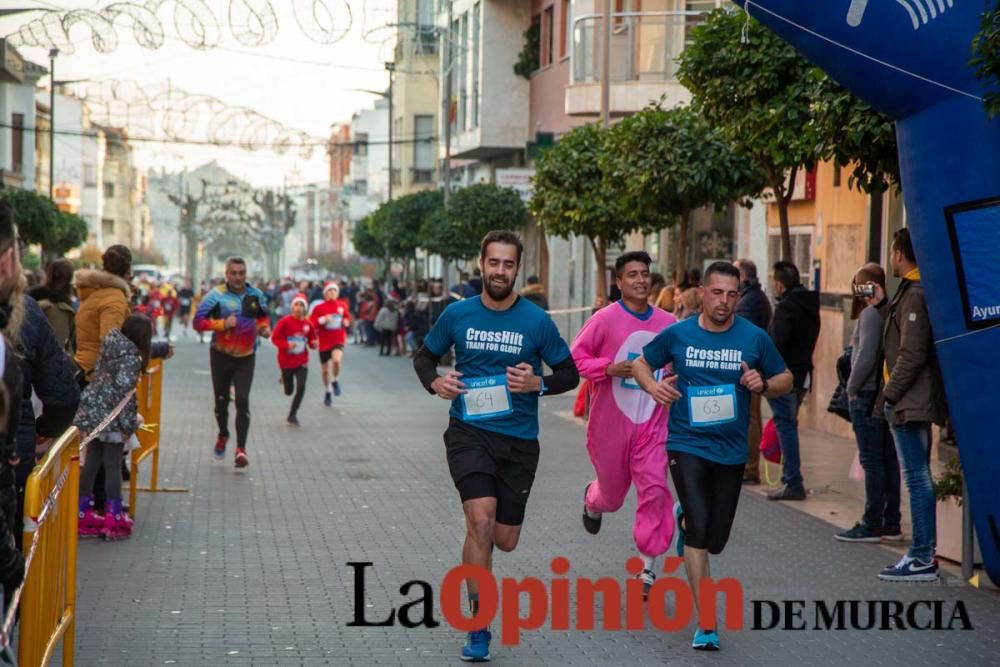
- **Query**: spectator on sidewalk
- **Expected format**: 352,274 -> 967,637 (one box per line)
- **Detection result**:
374,299 -> 400,357
0,203 -> 80,550
0,332 -> 24,607
521,275 -> 549,311
74,245 -> 133,384
836,262 -> 902,543
872,228 -> 947,582
766,261 -> 820,501
29,258 -> 77,355
359,291 -> 378,346
734,259 -> 773,485
675,288 -> 702,320
75,315 -> 152,541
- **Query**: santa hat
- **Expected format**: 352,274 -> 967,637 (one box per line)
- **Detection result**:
323,281 -> 339,295
292,293 -> 309,308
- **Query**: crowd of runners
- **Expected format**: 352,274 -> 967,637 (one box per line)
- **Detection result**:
403,227 -> 941,662
177,225 -> 942,662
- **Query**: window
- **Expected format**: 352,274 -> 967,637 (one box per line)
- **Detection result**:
353,180 -> 368,196
543,5 -> 554,66
104,183 -> 115,198
833,162 -> 842,188
353,133 -> 369,157
84,165 -> 97,187
413,114 -> 434,183
560,0 -> 570,58
415,0 -> 437,53
102,218 -> 114,239
11,114 -> 24,174
471,3 -> 480,128
768,231 -> 814,289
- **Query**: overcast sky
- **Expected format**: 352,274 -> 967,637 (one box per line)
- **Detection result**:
1,0 -> 403,187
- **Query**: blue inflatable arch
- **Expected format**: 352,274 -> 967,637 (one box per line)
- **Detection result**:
729,0 -> 1000,584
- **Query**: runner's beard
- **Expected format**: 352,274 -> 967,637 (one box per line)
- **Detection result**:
484,275 -> 515,301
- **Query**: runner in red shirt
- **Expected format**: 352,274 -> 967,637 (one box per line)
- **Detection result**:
272,293 -> 318,426
309,282 -> 351,406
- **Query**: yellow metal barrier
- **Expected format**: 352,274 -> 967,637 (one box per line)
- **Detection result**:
18,427 -> 81,667
129,361 -> 187,518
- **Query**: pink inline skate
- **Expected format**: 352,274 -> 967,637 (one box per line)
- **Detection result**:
101,498 -> 134,541
78,495 -> 104,538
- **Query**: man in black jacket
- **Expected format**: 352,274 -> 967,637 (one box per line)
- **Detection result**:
0,203 -> 80,546
734,259 -> 773,484
766,261 -> 820,500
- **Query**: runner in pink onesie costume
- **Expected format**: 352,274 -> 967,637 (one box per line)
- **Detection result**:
571,251 -> 677,591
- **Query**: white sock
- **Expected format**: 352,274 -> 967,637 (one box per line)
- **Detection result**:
641,554 -> 656,572
585,508 -> 601,520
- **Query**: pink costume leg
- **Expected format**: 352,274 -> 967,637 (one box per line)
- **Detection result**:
585,424 -> 632,514
630,424 -> 674,557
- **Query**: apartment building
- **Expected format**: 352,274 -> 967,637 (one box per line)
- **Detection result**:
0,39 -> 45,192
391,0 -> 439,197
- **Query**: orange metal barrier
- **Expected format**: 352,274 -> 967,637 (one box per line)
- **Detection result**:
17,427 -> 81,667
129,360 -> 187,518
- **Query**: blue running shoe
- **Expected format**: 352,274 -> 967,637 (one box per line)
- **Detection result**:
673,501 -> 685,558
324,391 -> 332,407
333,381 -> 342,397
877,555 -> 939,582
461,629 -> 491,662
692,628 -> 720,651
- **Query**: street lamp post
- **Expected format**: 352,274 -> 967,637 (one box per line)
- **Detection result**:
49,47 -> 58,200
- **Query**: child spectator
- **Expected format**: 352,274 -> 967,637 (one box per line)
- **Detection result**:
272,294 -> 317,426
75,315 -> 152,541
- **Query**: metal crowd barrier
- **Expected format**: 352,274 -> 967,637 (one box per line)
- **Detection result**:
15,427 -> 82,667
129,361 -> 187,519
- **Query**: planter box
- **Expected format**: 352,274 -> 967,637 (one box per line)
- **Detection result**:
936,497 -> 983,565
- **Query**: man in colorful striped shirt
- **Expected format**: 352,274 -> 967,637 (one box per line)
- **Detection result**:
194,257 -> 271,468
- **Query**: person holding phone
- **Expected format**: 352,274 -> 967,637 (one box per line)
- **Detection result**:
836,263 -> 903,544
193,257 -> 271,469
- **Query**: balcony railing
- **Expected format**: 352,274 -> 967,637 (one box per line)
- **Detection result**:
570,11 -> 710,86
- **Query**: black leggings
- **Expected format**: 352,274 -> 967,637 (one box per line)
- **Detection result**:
282,366 -> 308,417
669,450 -> 745,555
378,329 -> 393,355
211,350 -> 256,449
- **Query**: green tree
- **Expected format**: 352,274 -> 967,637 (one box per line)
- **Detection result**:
0,188 -> 60,248
371,190 -> 444,275
811,74 -> 900,194
606,104 -> 765,284
972,1 -> 1000,118
50,211 -> 89,256
531,123 -> 634,302
422,183 -> 529,264
677,9 -> 818,261
351,213 -> 386,262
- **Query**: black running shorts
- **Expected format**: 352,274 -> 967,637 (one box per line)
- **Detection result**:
668,450 -> 745,555
318,346 -> 344,364
443,417 -> 540,526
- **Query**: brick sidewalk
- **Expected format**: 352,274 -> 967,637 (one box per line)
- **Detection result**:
70,334 -> 1000,665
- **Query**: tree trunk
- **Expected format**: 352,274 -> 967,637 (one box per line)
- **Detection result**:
591,236 -> 608,306
777,198 -> 792,262
185,233 -> 199,284
675,209 -> 690,286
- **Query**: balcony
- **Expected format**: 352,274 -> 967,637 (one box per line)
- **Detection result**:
566,10 -> 707,116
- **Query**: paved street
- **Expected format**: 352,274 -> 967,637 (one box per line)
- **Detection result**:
73,333 -> 1000,666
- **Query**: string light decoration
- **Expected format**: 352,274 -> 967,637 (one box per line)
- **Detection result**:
7,0 -> 354,54
77,79 -> 320,157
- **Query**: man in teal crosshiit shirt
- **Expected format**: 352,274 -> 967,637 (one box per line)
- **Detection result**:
634,261 -> 791,652
413,231 -> 579,663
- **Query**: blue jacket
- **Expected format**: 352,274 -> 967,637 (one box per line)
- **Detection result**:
3,295 -> 80,460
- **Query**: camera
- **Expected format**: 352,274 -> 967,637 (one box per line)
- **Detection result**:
852,283 -> 876,298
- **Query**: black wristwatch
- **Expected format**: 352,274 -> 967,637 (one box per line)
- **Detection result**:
758,377 -> 769,395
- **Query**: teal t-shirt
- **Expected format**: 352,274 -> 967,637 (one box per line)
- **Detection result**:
423,296 -> 571,440
642,316 -> 787,465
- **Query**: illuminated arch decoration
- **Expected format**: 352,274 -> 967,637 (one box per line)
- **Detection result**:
731,0 -> 1000,585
